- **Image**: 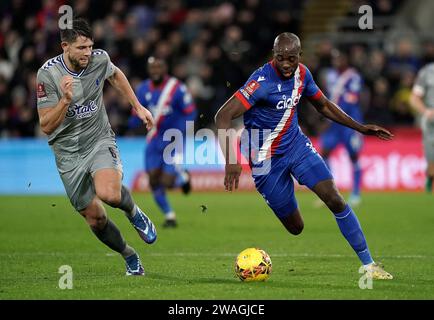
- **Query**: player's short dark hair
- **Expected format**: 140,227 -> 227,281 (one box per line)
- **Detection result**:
60,18 -> 93,43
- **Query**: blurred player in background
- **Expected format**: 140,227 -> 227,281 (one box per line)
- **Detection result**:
410,63 -> 434,193
130,57 -> 196,228
36,18 -> 157,276
319,48 -> 364,206
215,32 -> 393,279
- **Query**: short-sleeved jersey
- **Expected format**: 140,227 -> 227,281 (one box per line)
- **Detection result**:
413,63 -> 434,109
325,67 -> 362,121
234,61 -> 322,161
134,76 -> 196,140
413,63 -> 434,134
36,49 -> 116,155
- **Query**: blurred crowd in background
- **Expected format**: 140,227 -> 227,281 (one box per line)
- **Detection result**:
1,0 -> 432,138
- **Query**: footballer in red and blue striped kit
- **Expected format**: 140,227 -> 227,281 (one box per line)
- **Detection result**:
236,60 -> 323,161
130,57 -> 196,228
215,32 -> 394,279
320,48 -> 364,206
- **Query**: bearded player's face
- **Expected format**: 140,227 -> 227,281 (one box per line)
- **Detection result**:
148,59 -> 167,84
63,36 -> 94,70
273,43 -> 301,78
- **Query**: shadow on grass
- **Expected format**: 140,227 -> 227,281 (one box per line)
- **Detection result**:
146,271 -> 349,290
146,272 -> 238,285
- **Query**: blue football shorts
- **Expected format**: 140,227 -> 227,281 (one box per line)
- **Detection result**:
145,135 -> 178,175
321,126 -> 363,157
252,138 -> 332,219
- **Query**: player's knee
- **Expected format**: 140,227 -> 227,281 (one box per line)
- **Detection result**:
148,174 -> 161,189
288,223 -> 304,236
87,215 -> 107,230
97,189 -> 121,207
161,175 -> 175,188
149,181 -> 160,191
324,194 -> 346,212
148,171 -> 161,190
80,203 -> 107,229
280,214 -> 304,235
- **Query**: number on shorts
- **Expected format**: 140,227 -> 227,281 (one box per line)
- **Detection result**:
108,147 -> 117,159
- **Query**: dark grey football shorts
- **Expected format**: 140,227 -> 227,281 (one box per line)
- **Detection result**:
423,136 -> 434,162
54,141 -> 123,211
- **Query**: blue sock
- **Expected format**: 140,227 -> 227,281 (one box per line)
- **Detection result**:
352,161 -> 362,196
152,186 -> 172,215
334,205 -> 373,265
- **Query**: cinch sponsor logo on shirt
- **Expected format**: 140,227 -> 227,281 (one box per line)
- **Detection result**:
66,100 -> 98,119
276,94 -> 301,110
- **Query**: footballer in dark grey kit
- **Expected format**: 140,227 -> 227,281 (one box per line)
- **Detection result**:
36,18 -> 156,276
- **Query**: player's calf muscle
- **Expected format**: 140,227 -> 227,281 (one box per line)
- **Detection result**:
80,200 -> 107,229
86,215 -> 107,229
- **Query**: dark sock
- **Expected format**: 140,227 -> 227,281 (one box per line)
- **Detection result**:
91,219 -> 134,258
118,185 -> 136,217
120,245 -> 136,258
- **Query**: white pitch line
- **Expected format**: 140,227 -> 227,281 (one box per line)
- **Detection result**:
0,252 -> 432,259
145,252 -> 432,259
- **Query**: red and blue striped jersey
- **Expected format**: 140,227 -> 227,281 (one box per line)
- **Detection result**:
234,62 -> 322,161
133,76 -> 196,140
325,67 -> 362,121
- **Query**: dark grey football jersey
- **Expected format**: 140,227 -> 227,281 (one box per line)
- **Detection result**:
36,49 -> 116,155
413,63 -> 434,108
413,63 -> 434,135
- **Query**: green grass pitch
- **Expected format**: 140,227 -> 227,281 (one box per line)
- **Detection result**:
0,191 -> 433,299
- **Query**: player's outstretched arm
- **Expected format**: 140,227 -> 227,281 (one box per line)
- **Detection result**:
308,93 -> 393,141
38,75 -> 73,135
410,91 -> 434,121
107,66 -> 154,130
215,95 -> 248,191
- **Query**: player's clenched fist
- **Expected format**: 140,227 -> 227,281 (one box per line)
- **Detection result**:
60,75 -> 74,103
136,105 -> 154,131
